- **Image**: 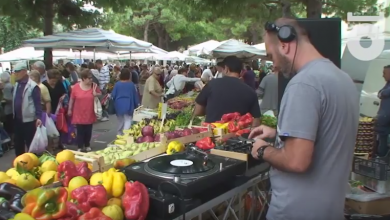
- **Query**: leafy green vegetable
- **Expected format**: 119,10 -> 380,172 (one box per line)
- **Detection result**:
261,115 -> 277,128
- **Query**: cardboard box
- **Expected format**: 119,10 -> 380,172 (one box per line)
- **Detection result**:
345,197 -> 390,215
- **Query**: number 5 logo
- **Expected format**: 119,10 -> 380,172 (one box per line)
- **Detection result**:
346,13 -> 385,61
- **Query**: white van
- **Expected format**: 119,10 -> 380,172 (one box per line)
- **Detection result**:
358,50 -> 390,117
341,38 -> 390,94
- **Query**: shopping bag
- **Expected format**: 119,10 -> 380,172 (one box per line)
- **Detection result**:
29,126 -> 48,154
107,96 -> 116,115
94,84 -> 103,120
45,114 -> 60,138
56,103 -> 68,133
61,116 -> 77,145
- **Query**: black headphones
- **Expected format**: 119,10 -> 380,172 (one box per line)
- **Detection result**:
264,22 -> 296,43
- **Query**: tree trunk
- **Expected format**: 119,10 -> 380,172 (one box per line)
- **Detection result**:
43,0 -> 54,70
153,23 -> 165,49
281,0 -> 293,17
305,0 -> 322,18
250,23 -> 260,44
164,31 -> 169,50
143,21 -> 149,42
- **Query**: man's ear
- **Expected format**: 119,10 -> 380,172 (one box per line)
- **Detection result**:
279,42 -> 291,54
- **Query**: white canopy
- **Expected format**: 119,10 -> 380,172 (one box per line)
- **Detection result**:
23,28 -> 153,52
117,53 -> 162,61
160,51 -> 188,61
0,47 -> 117,62
253,43 -> 266,51
198,39 -> 267,59
187,40 -> 220,56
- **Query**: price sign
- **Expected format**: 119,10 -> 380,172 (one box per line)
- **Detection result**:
161,103 -> 167,119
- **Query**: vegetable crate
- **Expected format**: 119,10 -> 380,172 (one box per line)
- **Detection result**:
71,150 -> 106,173
352,157 -> 390,181
210,149 -> 270,171
101,138 -> 168,171
173,126 -> 214,144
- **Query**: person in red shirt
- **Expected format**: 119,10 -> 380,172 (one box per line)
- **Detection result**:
68,69 -> 101,152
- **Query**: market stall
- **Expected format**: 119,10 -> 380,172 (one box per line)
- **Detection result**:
345,116 -> 390,219
0,106 -> 272,220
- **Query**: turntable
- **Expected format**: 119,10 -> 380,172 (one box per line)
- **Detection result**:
123,146 -> 246,198
214,136 -> 265,169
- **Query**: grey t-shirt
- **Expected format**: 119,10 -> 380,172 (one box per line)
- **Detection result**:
259,73 -> 278,113
268,59 -> 359,220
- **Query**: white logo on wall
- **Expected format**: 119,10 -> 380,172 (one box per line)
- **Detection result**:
346,13 -> 385,61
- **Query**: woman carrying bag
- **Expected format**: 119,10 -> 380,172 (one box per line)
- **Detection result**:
111,68 -> 139,135
68,69 -> 101,152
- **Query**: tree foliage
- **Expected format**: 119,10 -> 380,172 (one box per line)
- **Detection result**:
0,0 -> 389,62
0,16 -> 41,53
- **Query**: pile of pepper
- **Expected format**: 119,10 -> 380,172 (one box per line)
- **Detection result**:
203,112 -> 253,135
57,161 -> 92,187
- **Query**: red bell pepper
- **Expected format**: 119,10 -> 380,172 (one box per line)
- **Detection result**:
122,181 -> 149,220
227,121 -> 240,133
201,122 -> 216,128
71,185 -> 108,213
57,161 -> 78,187
236,129 -> 251,136
238,113 -> 253,128
77,207 -> 111,220
76,162 -> 92,181
58,202 -> 83,220
195,137 -> 215,150
221,112 -> 241,122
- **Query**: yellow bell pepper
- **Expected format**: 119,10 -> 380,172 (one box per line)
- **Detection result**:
102,171 -> 113,196
166,141 -> 184,155
112,172 -> 126,198
102,204 -> 124,220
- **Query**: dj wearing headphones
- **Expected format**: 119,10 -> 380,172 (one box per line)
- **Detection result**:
248,18 -> 359,220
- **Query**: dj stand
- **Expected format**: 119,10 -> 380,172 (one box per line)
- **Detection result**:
174,172 -> 270,220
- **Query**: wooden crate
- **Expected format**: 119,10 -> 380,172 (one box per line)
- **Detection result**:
173,126 -> 214,144
101,137 -> 168,171
71,150 -> 106,173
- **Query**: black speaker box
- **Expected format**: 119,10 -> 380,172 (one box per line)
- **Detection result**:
278,18 -> 342,111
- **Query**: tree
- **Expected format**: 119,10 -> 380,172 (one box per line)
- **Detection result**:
0,16 -> 41,53
182,0 -> 388,19
0,0 -> 122,68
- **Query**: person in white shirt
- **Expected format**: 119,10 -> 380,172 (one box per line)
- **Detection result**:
201,66 -> 214,82
95,59 -> 110,121
195,71 -> 205,91
166,68 -> 201,100
166,65 -> 178,83
214,62 -> 225,78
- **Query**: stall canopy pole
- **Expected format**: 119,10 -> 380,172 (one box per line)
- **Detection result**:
93,48 -> 96,61
129,51 -> 132,62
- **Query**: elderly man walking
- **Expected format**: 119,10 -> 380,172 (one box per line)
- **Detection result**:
13,62 -> 42,156
33,61 -> 47,82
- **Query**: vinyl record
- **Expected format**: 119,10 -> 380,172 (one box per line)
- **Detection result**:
147,153 -> 215,174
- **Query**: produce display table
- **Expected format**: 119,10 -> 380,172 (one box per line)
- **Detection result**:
175,171 -> 269,220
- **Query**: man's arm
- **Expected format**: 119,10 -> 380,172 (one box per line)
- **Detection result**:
32,86 -> 42,119
261,83 -> 321,173
184,76 -> 201,83
380,88 -> 390,98
194,84 -> 211,116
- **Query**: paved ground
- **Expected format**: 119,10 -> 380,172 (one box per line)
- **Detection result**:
0,116 -> 118,171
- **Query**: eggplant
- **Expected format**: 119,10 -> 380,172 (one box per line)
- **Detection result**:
0,208 -> 16,220
10,198 -> 23,213
0,183 -> 26,200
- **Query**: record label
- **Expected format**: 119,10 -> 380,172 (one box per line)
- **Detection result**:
170,159 -> 193,167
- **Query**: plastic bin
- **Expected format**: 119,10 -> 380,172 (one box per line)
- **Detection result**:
352,157 -> 390,181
